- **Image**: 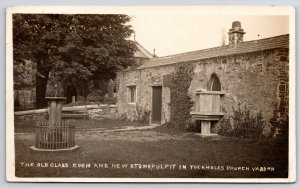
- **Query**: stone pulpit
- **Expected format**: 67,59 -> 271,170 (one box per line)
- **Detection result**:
190,89 -> 225,135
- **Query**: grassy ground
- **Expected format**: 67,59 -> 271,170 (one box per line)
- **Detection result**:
14,118 -> 288,179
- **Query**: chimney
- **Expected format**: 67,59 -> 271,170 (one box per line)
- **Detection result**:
153,48 -> 158,58
228,21 -> 245,48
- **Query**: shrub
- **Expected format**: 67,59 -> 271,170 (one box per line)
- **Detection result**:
86,89 -> 104,102
218,104 -> 265,139
118,113 -> 127,122
184,118 -> 201,132
136,106 -> 150,124
218,117 -> 233,136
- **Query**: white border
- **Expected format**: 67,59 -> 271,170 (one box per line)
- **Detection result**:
6,5 -> 296,183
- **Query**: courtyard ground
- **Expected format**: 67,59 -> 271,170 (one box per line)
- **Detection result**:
14,118 -> 288,179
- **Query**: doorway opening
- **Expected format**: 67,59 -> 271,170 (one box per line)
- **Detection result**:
151,86 -> 162,124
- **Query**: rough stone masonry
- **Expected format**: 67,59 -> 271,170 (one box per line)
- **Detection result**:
116,21 -> 289,129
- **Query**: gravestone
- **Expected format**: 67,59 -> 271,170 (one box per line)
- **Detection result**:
108,79 -> 114,98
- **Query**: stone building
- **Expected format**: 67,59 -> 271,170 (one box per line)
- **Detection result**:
116,21 -> 289,134
132,40 -> 155,67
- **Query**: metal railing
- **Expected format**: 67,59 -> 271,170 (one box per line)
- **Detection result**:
35,120 -> 75,150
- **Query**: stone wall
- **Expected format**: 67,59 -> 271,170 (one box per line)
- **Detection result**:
276,49 -> 289,121
14,112 -> 48,121
117,48 -> 289,125
14,89 -> 36,110
189,48 -> 289,122
116,66 -> 174,124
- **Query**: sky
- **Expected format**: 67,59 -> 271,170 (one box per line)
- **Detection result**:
129,15 -> 289,57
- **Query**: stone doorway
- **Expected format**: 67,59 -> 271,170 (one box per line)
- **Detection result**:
151,86 -> 162,124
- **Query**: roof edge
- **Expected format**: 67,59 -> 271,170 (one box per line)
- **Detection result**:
137,34 -> 289,70
146,34 -> 289,60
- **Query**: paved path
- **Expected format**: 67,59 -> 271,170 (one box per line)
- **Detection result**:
14,121 -> 161,135
85,124 -> 161,133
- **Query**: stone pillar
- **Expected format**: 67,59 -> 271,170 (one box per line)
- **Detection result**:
56,100 -> 63,127
72,96 -> 76,103
46,97 -> 66,127
48,100 -> 57,127
201,121 -> 211,135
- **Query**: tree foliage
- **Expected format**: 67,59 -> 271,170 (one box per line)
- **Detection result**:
13,14 -> 136,107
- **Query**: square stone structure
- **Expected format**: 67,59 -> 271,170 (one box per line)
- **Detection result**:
116,21 -> 289,135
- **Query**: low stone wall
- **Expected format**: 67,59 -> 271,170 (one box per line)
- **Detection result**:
88,104 -> 117,119
14,104 -> 117,121
14,112 -> 48,121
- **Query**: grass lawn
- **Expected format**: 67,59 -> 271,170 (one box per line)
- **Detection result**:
14,118 -> 288,179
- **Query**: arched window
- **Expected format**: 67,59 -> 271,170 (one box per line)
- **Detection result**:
207,73 -> 221,91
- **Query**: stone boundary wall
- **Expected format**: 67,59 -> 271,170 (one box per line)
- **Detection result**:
14,104 -> 117,121
14,112 -> 48,121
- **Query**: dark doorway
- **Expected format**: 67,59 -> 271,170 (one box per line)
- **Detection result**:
151,86 -> 162,123
66,85 -> 77,104
207,73 -> 221,91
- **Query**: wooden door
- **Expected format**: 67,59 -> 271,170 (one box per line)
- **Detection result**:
152,86 -> 162,123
